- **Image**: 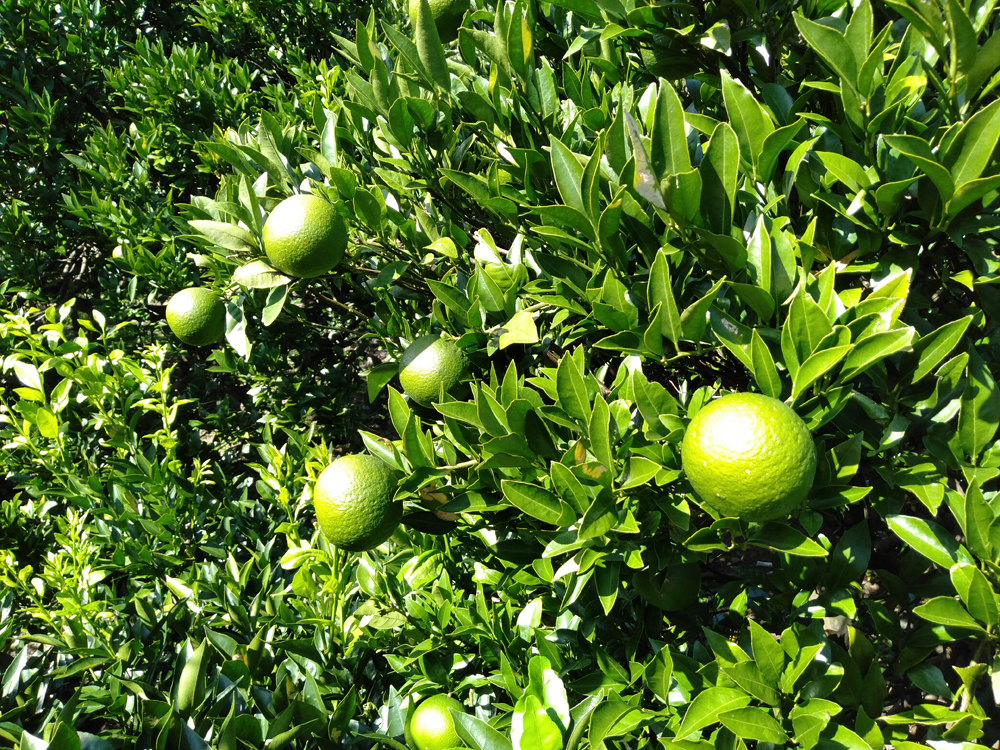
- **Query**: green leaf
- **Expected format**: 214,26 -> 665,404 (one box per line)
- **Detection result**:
883,135 -> 955,202
750,524 -> 829,557
501,481 -> 574,526
746,216 -> 772,296
367,362 -> 400,403
792,344 -> 851,401
950,563 -> 998,628
720,69 -> 774,174
943,99 -> 1000,186
721,661 -> 781,706
651,79 -> 691,178
476,266 -> 507,313
648,249 -> 683,344
620,456 -> 662,490
912,596 -> 986,631
963,480 -> 993,560
257,111 -> 293,187
453,714 -> 514,750
906,315 -> 972,384
35,407 -> 58,439
700,123 -> 739,233
814,152 -> 873,192
624,112 -> 667,210
505,0 -> 532,80
523,656 -> 570,732
839,328 -> 915,381
815,723 -> 874,750
749,621 -> 786,684
681,278 -> 726,342
828,521 -> 871,587
187,220 -> 258,253
845,0 -> 873,69
551,462 -> 590,516
944,0 -> 979,77
262,284 -> 287,327
729,281 -> 775,321
589,394 -> 614,472
793,13 -> 859,90
887,515 -> 976,569
175,639 -> 208,717
595,560 -> 620,615
718,707 -> 787,744
875,177 -> 919,215
948,173 -> 1000,217
751,330 -> 782,399
233,259 -> 290,289
513,694 -> 563,750
967,28 -> 1000,97
959,346 -> 1000,460
557,353 -> 591,423
413,0 -> 451,90
579,489 -> 617,541
788,286 -> 834,362
758,119 -> 807,184
664,169 -> 702,225
588,701 -> 639,749
499,310 -> 539,349
387,387 -> 410,438
677,688 -> 752,738
549,136 -> 587,217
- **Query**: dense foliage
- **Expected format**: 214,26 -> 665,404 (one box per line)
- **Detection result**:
3,0 -> 1000,748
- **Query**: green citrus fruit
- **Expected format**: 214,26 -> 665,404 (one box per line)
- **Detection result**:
165,287 -> 226,347
409,694 -> 466,750
313,454 -> 401,552
398,335 -> 468,406
681,393 -> 817,522
262,194 -> 347,278
409,0 -> 468,43
632,563 -> 702,611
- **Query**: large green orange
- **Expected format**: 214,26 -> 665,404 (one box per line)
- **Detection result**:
681,393 -> 816,522
262,194 -> 347,278
313,455 -> 401,552
409,0 -> 468,43
409,694 -> 466,750
398,335 -> 468,406
165,287 -> 226,347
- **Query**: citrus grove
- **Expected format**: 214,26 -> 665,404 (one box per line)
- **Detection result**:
2,0 -> 1000,748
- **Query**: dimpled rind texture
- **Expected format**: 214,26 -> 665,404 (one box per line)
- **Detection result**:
399,335 -> 468,406
313,455 -> 401,552
165,288 -> 226,347
409,0 -> 468,42
262,194 -> 347,279
681,393 -> 817,522
410,694 -> 466,750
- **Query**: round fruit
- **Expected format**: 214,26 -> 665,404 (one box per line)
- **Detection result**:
165,287 -> 226,347
313,454 -> 401,552
681,393 -> 817,522
262,193 -> 347,278
409,0 -> 468,43
632,563 -> 701,611
398,335 -> 468,406
409,694 -> 466,750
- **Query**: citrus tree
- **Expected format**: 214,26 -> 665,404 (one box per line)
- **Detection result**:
2,0 -> 1000,748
